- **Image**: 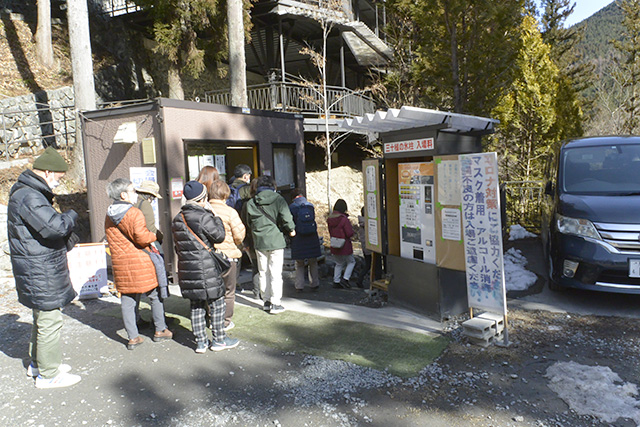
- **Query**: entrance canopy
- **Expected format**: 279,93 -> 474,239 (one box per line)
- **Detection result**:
339,106 -> 499,139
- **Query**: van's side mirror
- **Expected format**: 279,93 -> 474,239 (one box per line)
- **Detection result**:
544,181 -> 554,196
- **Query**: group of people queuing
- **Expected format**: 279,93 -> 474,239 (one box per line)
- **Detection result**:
7,149 -> 365,389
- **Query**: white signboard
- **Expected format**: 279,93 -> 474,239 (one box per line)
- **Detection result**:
437,160 -> 461,205
460,152 -> 506,314
442,208 -> 461,241
67,243 -> 108,299
367,219 -> 379,246
366,165 -> 377,192
130,167 -> 159,229
384,137 -> 434,154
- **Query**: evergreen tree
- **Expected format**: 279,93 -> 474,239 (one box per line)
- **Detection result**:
540,0 -> 585,141
490,15 -> 559,183
133,0 -> 230,99
613,0 -> 640,134
384,0 -> 524,116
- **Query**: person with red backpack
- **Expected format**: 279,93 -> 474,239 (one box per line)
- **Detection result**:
289,188 -> 322,292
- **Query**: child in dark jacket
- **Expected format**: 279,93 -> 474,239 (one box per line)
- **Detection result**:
327,199 -> 356,288
172,181 -> 239,353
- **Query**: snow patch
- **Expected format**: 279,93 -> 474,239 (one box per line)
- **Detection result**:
508,225 -> 536,240
503,247 -> 537,291
545,361 -> 640,424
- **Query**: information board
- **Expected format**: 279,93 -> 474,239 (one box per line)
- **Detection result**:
362,159 -> 383,253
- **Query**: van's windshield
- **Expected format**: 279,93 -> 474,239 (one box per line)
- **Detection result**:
562,144 -> 640,195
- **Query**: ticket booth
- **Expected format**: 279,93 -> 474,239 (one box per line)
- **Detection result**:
341,107 -> 499,320
81,98 -> 304,275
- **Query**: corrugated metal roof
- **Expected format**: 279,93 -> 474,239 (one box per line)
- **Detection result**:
339,106 -> 499,135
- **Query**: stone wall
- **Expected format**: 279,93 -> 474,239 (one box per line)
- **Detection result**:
0,86 -> 76,157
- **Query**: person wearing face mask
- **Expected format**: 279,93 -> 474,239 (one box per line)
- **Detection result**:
7,147 -> 81,388
105,178 -> 172,351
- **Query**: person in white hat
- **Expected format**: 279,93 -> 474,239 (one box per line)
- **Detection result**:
135,180 -> 163,245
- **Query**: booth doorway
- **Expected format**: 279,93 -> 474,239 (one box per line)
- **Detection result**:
184,140 -> 258,184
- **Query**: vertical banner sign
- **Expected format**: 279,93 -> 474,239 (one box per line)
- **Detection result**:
460,152 -> 507,314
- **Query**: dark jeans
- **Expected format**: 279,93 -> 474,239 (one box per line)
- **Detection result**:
222,259 -> 238,326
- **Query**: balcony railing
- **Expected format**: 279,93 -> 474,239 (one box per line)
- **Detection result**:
204,82 -> 376,119
92,0 -> 142,17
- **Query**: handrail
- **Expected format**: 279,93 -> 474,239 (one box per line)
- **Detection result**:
0,104 -> 76,160
204,82 -> 376,118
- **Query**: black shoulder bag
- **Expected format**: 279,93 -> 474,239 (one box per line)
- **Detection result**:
180,212 -> 231,274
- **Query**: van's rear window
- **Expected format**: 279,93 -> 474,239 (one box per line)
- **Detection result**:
562,144 -> 640,194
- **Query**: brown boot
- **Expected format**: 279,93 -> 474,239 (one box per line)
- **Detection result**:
127,336 -> 144,350
153,329 -> 173,342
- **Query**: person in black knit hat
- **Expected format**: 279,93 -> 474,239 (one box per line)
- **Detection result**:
172,181 -> 240,353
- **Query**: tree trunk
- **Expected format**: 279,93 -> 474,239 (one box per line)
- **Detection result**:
168,63 -> 185,100
36,0 -> 54,68
322,31 -> 332,212
227,0 -> 247,107
66,0 -> 96,188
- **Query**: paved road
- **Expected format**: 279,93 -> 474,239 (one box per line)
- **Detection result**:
508,237 -> 640,318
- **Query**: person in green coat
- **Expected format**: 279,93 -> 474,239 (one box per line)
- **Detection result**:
242,175 -> 295,314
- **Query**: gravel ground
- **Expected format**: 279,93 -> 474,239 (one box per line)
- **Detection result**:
2,272 -> 640,426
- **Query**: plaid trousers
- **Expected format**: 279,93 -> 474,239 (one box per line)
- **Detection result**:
190,297 -> 225,344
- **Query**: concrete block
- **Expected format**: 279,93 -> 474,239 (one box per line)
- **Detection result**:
477,312 -> 505,334
461,317 -> 495,340
467,334 -> 494,348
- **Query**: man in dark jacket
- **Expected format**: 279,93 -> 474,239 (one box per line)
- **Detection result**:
7,147 -> 81,389
242,175 -> 295,314
227,163 -> 252,212
172,181 -> 239,353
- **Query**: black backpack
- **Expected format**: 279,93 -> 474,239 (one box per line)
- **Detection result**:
226,183 -> 246,212
296,203 -> 317,235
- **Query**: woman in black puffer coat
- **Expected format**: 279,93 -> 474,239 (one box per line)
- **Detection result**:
171,181 -> 240,353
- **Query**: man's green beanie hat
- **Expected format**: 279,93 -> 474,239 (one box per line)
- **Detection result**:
33,147 -> 69,172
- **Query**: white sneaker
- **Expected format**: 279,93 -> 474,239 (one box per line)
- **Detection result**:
27,363 -> 71,378
223,321 -> 235,331
35,371 -> 81,389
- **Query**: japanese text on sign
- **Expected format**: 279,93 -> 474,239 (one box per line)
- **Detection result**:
384,138 -> 434,154
460,152 -> 506,314
67,243 -> 108,299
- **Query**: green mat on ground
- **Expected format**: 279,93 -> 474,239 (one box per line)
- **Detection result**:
102,296 -> 449,378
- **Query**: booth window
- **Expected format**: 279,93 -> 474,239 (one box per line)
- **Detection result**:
273,145 -> 296,190
184,140 -> 257,184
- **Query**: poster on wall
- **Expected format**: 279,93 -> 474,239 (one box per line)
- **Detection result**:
437,160 -> 461,205
215,155 -> 226,176
67,243 -> 108,299
442,207 -> 462,241
200,155 -> 214,168
460,152 -> 506,314
398,162 -> 436,264
130,167 -> 159,229
171,177 -> 183,200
